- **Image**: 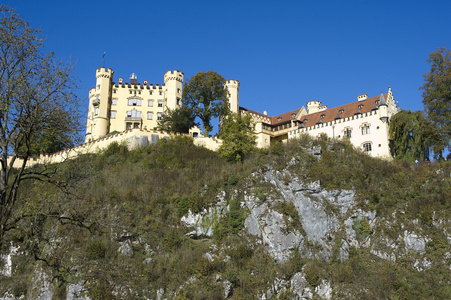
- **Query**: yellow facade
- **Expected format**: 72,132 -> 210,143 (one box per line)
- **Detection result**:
85,68 -> 183,142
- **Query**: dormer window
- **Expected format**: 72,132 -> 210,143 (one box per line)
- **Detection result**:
291,112 -> 296,118
277,116 -> 282,121
339,108 -> 344,114
320,113 -> 325,119
358,103 -> 364,109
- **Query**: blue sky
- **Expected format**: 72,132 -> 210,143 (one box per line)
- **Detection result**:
4,0 -> 451,130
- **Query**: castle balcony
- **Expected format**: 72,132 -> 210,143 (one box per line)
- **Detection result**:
125,116 -> 142,122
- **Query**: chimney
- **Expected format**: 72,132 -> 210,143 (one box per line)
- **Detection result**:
357,94 -> 368,101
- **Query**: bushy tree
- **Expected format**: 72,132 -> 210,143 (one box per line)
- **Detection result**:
0,6 -> 80,246
157,105 -> 197,134
420,46 -> 451,157
389,110 -> 439,162
218,113 -> 256,162
182,71 -> 229,136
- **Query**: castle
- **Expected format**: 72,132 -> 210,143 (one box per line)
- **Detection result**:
86,67 -> 399,158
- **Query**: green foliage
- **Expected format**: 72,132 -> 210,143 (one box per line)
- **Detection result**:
218,113 -> 256,162
157,105 -> 197,133
85,240 -> 107,260
213,198 -> 249,242
182,71 -> 229,135
100,141 -> 129,157
352,218 -> 373,241
420,46 -> 451,156
389,110 -> 439,162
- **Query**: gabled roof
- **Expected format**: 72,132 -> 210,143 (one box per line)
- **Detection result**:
270,108 -> 304,125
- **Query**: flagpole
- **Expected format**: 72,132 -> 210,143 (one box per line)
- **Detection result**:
102,51 -> 106,68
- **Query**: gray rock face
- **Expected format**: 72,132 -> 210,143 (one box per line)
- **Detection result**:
67,283 -> 89,300
244,200 -> 304,262
404,231 -> 428,254
290,272 -> 312,299
118,240 -> 134,257
244,169 -> 357,261
181,191 -> 228,238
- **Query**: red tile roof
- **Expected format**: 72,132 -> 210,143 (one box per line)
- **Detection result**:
240,93 -> 387,127
300,94 -> 387,128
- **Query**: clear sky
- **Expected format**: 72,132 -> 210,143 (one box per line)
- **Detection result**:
4,0 -> 451,129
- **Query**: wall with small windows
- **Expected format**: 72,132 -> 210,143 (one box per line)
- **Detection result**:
287,92 -> 397,158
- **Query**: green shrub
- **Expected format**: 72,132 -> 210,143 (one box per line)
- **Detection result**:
85,240 -> 107,260
353,218 -> 373,241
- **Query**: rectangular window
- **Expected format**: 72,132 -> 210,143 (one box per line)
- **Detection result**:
113,89 -> 117,94
157,113 -> 162,120
148,100 -> 153,107
147,112 -> 153,120
150,91 -> 153,95
94,107 -> 99,116
363,143 -> 372,152
112,99 -> 117,105
128,99 -> 141,106
158,101 -> 163,107
159,91 -> 163,96
126,110 -> 141,118
111,111 -> 116,119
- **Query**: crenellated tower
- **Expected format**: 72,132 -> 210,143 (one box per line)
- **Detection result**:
86,67 -> 113,142
306,100 -> 321,114
164,70 -> 184,109
225,80 -> 240,114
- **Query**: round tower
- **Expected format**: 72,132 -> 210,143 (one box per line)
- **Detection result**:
225,80 -> 240,114
87,67 -> 113,141
306,100 -> 321,114
164,70 -> 184,109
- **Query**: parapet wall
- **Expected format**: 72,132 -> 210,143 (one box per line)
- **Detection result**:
8,128 -> 223,168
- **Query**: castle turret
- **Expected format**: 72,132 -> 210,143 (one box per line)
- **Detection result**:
86,67 -> 113,142
378,92 -> 389,123
306,100 -> 321,114
225,80 -> 240,114
164,70 -> 184,109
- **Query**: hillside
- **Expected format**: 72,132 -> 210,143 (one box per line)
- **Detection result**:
0,136 -> 450,299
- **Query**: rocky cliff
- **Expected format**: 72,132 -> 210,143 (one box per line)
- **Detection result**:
0,137 -> 450,299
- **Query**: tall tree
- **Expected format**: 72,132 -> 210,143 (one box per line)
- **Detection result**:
182,71 -> 229,136
218,113 -> 256,162
420,46 -> 451,157
157,105 -> 197,134
0,6 -> 80,246
389,110 -> 439,162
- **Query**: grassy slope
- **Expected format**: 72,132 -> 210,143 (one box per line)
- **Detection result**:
1,136 -> 450,299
